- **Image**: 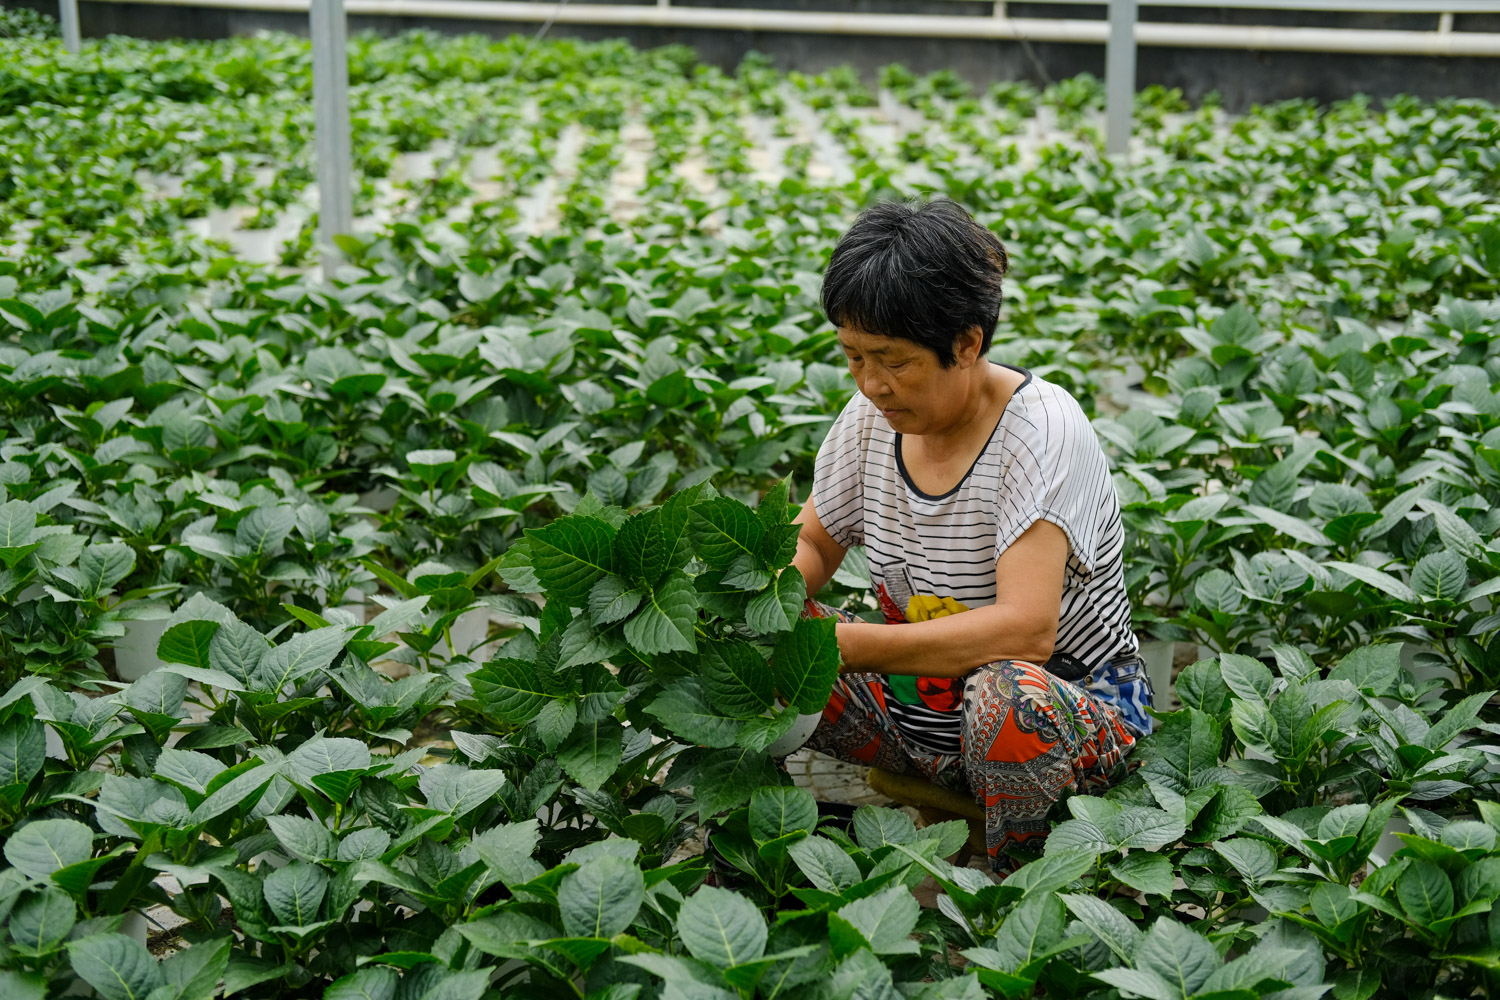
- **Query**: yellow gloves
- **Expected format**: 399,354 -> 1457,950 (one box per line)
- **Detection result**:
906,594 -> 970,622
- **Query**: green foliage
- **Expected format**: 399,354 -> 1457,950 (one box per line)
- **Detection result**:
1,23 -> 1499,1000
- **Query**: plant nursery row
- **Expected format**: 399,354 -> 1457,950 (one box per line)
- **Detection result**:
2,18 -> 1500,1000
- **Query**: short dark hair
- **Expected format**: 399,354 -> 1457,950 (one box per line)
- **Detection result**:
821,199 -> 1009,368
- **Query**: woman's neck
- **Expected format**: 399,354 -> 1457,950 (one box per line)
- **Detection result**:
915,362 -> 1006,459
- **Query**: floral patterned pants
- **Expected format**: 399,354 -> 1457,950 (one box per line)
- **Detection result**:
801,601 -> 1138,873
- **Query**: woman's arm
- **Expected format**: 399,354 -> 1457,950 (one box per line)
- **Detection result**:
836,519 -> 1069,677
791,496 -> 847,599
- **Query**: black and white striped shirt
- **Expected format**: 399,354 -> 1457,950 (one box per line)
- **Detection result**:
812,365 -> 1138,755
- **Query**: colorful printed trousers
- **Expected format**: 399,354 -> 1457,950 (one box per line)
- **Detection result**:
801,601 -> 1138,873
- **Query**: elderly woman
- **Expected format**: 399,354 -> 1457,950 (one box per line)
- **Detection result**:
791,199 -> 1152,872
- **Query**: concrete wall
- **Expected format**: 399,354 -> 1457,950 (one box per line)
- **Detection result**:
19,0 -> 1500,110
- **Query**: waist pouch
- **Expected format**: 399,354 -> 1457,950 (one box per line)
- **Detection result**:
1045,651 -> 1146,684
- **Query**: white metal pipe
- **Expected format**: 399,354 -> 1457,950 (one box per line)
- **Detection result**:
85,0 -> 1500,57
960,0 -> 1500,9
1105,0 -> 1137,157
58,0 -> 81,52
310,0 -> 354,267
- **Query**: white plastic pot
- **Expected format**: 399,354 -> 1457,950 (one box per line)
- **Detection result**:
1368,813 -> 1412,869
357,486 -> 399,514
121,910 -> 149,946
765,711 -> 824,758
45,724 -> 65,761
436,608 -> 491,660
1137,639 -> 1176,704
113,617 -> 171,682
1401,642 -> 1456,688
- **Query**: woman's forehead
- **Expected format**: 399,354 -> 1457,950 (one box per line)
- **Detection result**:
836,327 -> 914,354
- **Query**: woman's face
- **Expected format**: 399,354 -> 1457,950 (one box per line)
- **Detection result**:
837,327 -> 980,436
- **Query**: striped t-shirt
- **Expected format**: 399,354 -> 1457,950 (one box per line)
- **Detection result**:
811,365 -> 1141,755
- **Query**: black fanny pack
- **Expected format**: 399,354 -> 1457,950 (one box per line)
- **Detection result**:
1045,651 -> 1146,685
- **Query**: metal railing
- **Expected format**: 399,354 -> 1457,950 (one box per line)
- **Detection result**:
47,0 -> 1500,261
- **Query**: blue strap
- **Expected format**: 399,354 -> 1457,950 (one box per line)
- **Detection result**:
1089,655 -> 1155,737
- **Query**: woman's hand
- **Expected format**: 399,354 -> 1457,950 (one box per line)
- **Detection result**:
834,519 -> 1069,677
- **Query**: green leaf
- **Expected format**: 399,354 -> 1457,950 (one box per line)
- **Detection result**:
237,505 -> 296,558
615,508 -> 666,586
67,933 -> 161,1000
1242,504 -> 1329,547
745,566 -> 805,635
263,861 -> 329,927
154,748 -> 227,797
417,764 -> 508,818
989,892 -> 1069,971
159,937 -> 231,1000
186,760 -> 277,825
770,614 -> 838,714
1004,849 -> 1099,899
558,854 -> 644,939
209,621 -> 267,686
622,571 -> 697,655
787,835 -> 860,893
157,620 -> 221,671
252,625 -> 350,693
1194,568 -> 1245,614
588,575 -> 642,625
1396,860 -> 1454,923
325,967 -> 399,1000
1218,653 -> 1273,703
1190,786 -> 1262,842
750,785 -> 817,844
1114,806 -> 1187,851
701,639 -> 775,719
0,717 -> 45,786
266,815 -> 339,863
756,478 -> 791,531
853,805 -> 917,849
1090,969 -> 1178,1000
9,888 -> 76,956
690,498 -> 765,570
526,516 -> 617,607
1325,561 -> 1416,604
1175,660 -> 1229,713
678,886 -> 768,968
1214,838 -> 1278,885
647,678 -> 739,748
686,747 -> 783,820
1134,917 -> 1218,996
77,543 -> 135,597
557,719 -> 623,791
830,885 -> 920,956
1327,643 -> 1400,695
0,499 -> 36,547
4,818 -> 92,881
287,736 -> 371,785
1110,852 -> 1174,897
1060,893 -> 1142,962
1412,550 -> 1469,603
469,657 -> 566,726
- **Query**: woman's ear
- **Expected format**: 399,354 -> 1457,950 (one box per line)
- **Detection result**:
953,325 -> 985,368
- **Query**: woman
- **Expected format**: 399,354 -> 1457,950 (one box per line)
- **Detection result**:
791,198 -> 1152,873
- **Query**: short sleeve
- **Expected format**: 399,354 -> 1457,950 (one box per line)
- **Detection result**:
994,386 -> 1111,575
811,397 -> 868,550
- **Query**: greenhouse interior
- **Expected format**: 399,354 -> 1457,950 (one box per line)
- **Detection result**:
2,0 -> 1500,997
